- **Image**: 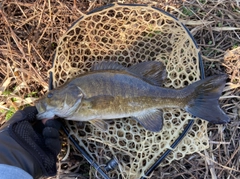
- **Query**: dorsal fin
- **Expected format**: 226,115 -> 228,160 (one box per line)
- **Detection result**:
91,61 -> 126,71
127,61 -> 167,86
91,61 -> 167,86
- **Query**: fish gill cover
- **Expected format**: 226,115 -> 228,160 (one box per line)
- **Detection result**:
50,3 -> 208,178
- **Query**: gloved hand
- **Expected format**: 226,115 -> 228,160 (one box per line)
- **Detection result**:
0,106 -> 61,179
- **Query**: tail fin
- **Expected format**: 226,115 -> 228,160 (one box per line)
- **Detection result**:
184,75 -> 230,124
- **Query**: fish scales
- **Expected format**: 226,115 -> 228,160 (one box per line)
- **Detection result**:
75,71 -> 186,109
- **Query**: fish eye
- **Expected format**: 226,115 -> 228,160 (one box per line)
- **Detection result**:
47,92 -> 53,98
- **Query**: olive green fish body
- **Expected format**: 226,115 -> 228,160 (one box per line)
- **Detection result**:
36,61 -> 230,132
67,71 -> 184,119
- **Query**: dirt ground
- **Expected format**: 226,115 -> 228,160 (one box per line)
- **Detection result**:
0,0 -> 239,179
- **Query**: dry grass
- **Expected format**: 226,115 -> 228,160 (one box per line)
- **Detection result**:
0,0 -> 239,178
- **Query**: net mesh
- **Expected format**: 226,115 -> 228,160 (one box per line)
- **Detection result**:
50,3 -> 209,178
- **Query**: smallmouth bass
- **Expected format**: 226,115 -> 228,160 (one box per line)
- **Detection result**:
35,61 -> 230,132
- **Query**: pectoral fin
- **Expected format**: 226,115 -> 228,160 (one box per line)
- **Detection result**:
89,95 -> 114,109
90,119 -> 109,131
132,109 -> 163,132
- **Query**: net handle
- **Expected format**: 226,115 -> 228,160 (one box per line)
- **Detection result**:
61,123 -> 111,179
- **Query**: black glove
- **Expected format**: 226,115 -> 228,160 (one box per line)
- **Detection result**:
0,106 -> 61,179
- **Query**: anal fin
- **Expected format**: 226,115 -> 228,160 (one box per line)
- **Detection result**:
90,119 -> 109,131
132,109 -> 163,132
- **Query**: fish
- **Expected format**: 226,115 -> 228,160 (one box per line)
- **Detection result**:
35,61 -> 230,132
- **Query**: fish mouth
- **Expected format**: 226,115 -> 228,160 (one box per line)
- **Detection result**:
35,101 -> 55,120
37,111 -> 55,120
35,96 -> 82,120
35,101 -> 47,114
